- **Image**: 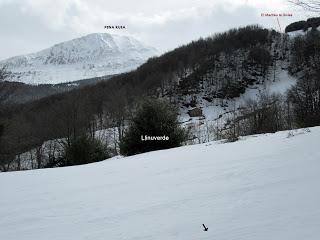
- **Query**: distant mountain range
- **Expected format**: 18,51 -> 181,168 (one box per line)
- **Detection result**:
0,33 -> 158,84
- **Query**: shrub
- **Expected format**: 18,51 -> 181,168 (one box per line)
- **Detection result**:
120,99 -> 187,156
64,135 -> 109,166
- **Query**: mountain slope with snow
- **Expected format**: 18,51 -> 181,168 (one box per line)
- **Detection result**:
0,33 -> 158,84
1,127 -> 320,240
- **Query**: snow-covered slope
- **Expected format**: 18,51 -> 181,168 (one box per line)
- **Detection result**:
180,66 -> 297,124
1,127 -> 320,240
287,26 -> 320,38
0,33 -> 158,84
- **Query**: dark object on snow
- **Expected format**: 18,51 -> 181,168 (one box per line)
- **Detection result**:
188,107 -> 203,117
202,224 -> 208,231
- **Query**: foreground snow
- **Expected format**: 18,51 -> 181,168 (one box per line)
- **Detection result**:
1,127 -> 320,240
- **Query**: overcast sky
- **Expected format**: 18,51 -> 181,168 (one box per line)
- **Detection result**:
0,0 -> 314,60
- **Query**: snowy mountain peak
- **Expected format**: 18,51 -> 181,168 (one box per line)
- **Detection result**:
1,33 -> 158,84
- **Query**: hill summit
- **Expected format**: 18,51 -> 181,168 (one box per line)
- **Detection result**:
0,33 -> 158,84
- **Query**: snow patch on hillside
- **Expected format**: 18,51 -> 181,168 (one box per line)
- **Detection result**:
287,27 -> 320,38
180,66 -> 297,124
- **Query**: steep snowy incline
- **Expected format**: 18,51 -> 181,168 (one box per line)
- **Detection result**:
0,33 -> 158,84
1,127 -> 320,240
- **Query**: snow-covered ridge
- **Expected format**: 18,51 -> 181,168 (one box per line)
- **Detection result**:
0,127 -> 319,240
0,33 -> 158,84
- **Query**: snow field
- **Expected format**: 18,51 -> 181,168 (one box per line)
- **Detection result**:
0,127 -> 320,240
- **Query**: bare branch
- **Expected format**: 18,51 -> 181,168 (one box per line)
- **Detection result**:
289,0 -> 320,12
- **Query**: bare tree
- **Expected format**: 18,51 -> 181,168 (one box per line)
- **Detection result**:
0,66 -> 9,170
102,90 -> 130,154
0,65 -> 11,103
289,0 -> 320,12
0,65 -> 10,82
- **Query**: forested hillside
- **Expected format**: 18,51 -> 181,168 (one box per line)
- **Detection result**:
0,74 -> 113,104
1,24 -> 319,171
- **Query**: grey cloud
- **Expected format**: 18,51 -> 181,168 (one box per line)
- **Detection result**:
0,0 -> 306,60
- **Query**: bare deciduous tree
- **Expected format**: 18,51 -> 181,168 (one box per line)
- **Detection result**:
0,65 -> 11,103
0,65 -> 10,82
289,0 -> 320,12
